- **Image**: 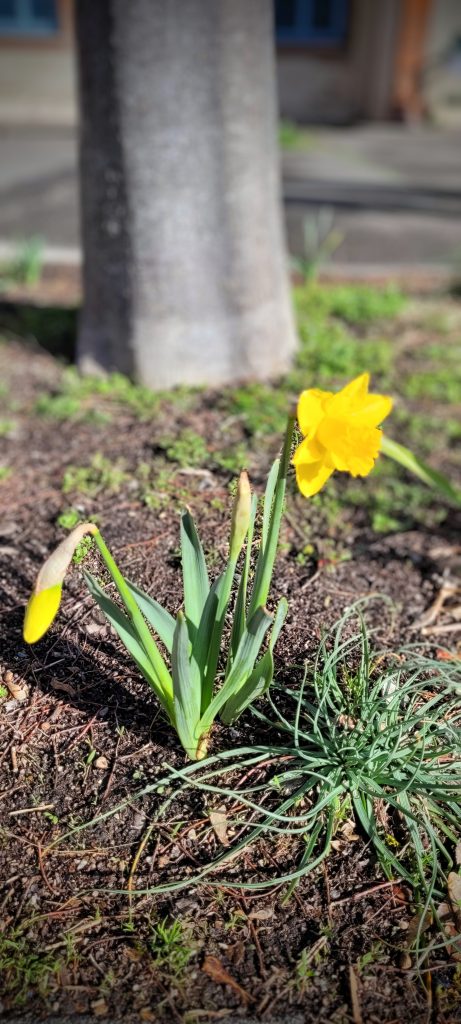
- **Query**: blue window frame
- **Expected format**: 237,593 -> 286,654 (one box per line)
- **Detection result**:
0,0 -> 58,35
275,0 -> 348,46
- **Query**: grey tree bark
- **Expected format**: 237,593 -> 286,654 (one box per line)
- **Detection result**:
75,0 -> 297,389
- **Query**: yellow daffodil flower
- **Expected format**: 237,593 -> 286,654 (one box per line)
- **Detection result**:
24,523 -> 98,644
293,373 -> 393,497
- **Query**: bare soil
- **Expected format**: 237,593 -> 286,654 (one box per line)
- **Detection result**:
1,331 -> 461,1024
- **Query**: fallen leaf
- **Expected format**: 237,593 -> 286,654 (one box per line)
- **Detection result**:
436,649 -> 461,661
341,819 -> 360,842
91,997 -> 108,1017
202,955 -> 253,1004
208,806 -> 229,846
392,884 -> 410,905
124,945 -> 143,963
4,677 -> 28,701
139,1009 -> 156,1022
50,678 -> 76,697
437,899 -> 461,960
448,872 -> 461,929
406,909 -> 432,946
248,907 -> 274,921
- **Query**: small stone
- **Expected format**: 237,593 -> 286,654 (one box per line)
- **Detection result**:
94,756 -> 109,770
86,622 -> 103,636
399,951 -> 412,970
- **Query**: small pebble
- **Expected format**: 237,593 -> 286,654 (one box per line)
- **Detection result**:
95,755 -> 109,770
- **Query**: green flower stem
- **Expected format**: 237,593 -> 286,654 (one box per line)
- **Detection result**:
248,413 -> 295,618
200,556 -> 238,714
93,530 -> 174,714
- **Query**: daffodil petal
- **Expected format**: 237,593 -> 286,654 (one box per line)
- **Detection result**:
318,418 -> 382,476
295,458 -> 334,497
328,373 -> 371,416
297,387 -> 332,439
348,393 -> 393,428
23,584 -> 62,644
292,435 -> 326,465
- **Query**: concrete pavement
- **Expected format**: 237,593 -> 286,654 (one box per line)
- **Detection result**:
0,123 -> 460,268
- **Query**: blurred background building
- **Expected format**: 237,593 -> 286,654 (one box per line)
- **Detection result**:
1,0 -> 460,283
0,0 -> 461,127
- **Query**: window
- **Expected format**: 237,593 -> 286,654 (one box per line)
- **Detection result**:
0,0 -> 58,35
275,0 -> 348,46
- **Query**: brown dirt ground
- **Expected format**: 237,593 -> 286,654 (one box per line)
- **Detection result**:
1,331 -> 461,1024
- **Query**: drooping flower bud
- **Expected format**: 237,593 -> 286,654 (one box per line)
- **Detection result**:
23,523 -> 98,644
229,470 -> 252,561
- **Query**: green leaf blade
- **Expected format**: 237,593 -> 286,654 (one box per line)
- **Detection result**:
126,580 -> 175,653
171,611 -> 201,759
199,606 -> 273,735
192,571 -> 226,678
381,435 -> 461,507
221,597 -> 288,724
180,511 -> 210,633
83,571 -> 174,717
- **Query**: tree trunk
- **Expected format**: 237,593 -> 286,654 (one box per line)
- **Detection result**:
75,0 -> 296,389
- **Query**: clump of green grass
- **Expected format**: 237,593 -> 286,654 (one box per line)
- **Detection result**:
158,429 -> 208,468
0,929 -> 62,1005
213,442 -> 250,475
0,236 -> 43,290
305,283 -> 405,325
224,381 -> 291,437
35,393 -> 83,420
339,459 -> 446,533
403,367 -> 461,405
62,452 -> 127,496
0,418 -> 15,437
147,918 -> 194,976
58,606 -> 461,962
279,120 -> 313,150
56,507 -> 82,530
0,466 -> 12,482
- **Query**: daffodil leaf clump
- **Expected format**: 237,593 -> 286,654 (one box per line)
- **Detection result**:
23,424 -> 293,760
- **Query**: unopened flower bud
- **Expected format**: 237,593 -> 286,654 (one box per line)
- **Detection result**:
23,522 -> 98,644
229,470 -> 251,560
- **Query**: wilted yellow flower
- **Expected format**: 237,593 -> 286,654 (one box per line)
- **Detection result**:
24,523 -> 98,644
293,373 -> 393,497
